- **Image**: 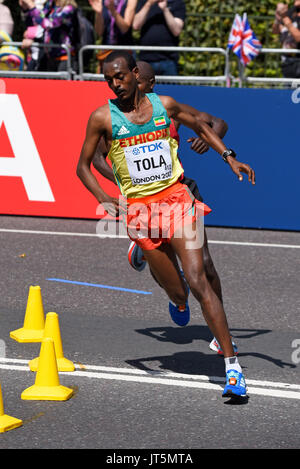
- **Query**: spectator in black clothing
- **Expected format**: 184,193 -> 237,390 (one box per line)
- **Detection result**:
272,1 -> 300,78
133,0 -> 185,76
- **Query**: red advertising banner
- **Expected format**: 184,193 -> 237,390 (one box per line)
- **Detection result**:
0,78 -> 121,218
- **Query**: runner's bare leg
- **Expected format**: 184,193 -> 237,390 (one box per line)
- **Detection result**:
170,221 -> 234,358
142,244 -> 188,307
202,229 -> 223,304
142,232 -> 234,357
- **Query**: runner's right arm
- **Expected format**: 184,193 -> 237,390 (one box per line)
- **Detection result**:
77,107 -> 122,215
92,139 -> 117,185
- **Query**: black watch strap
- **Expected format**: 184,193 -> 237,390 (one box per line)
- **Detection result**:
222,149 -> 236,163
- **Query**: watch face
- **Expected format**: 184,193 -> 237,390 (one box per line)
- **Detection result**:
227,149 -> 236,158
222,149 -> 236,161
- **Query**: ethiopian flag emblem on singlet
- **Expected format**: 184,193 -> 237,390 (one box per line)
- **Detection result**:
153,116 -> 166,127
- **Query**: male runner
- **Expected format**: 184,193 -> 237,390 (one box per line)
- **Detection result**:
77,50 -> 255,398
93,60 -> 236,355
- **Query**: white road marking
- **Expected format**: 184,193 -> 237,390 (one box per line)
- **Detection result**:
0,228 -> 299,249
0,228 -> 127,238
0,358 -> 299,400
208,240 -> 300,249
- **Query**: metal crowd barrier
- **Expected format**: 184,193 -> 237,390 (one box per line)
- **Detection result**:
0,42 -> 72,80
77,44 -> 231,87
2,42 -> 300,88
238,48 -> 300,87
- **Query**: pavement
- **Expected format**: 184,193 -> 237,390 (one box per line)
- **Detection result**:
0,215 -> 299,450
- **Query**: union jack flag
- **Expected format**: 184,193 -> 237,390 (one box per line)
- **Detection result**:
228,13 -> 262,66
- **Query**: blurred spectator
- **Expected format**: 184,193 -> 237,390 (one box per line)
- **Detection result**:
0,1 -> 25,70
0,0 -> 14,37
133,0 -> 185,76
21,0 -> 47,71
89,0 -> 137,73
273,1 -> 300,78
19,0 -> 78,72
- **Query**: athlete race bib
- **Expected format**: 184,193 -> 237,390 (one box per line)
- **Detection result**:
124,139 -> 173,185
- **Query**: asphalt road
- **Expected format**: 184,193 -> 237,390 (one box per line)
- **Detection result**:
0,216 -> 299,451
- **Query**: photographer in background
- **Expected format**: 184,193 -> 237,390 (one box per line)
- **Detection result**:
273,1 -> 300,78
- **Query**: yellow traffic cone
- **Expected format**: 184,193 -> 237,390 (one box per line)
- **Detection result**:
21,338 -> 74,401
29,312 -> 75,372
0,383 -> 22,432
10,286 -> 45,343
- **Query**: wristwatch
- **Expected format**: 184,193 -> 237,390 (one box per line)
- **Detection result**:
222,148 -> 237,163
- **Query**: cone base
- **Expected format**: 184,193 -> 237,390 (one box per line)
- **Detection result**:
10,328 -> 44,343
21,384 -> 73,401
29,357 -> 75,372
0,414 -> 23,432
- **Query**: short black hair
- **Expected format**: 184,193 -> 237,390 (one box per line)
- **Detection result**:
103,50 -> 137,71
137,61 -> 155,81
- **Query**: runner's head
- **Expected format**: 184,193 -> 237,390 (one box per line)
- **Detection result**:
136,61 -> 156,93
103,51 -> 138,101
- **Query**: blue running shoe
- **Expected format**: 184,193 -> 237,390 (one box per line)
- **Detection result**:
127,241 -> 146,272
169,301 -> 190,327
168,269 -> 190,326
222,369 -> 248,398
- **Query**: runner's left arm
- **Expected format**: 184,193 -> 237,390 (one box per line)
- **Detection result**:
187,112 -> 227,154
177,103 -> 228,138
161,95 -> 255,185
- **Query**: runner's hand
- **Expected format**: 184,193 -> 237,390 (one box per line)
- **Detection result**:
100,193 -> 127,217
227,157 -> 256,185
187,137 -> 209,154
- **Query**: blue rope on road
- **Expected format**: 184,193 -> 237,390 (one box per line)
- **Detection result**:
47,278 -> 152,295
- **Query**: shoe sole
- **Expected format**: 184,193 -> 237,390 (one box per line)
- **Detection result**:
128,242 -> 146,272
222,389 -> 248,398
169,314 -> 190,327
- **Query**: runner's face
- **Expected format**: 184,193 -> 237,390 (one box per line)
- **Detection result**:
104,58 -> 137,101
